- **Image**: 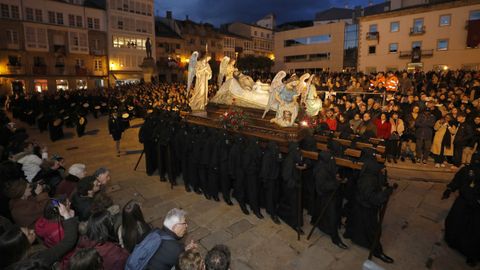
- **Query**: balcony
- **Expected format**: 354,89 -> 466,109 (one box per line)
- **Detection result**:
409,26 -> 426,35
399,49 -> 434,58
366,31 -> 379,40
90,48 -> 106,55
33,66 -> 47,75
75,66 -> 88,76
54,65 -> 66,75
6,64 -> 23,74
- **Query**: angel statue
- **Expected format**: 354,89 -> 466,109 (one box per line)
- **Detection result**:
218,56 -> 238,87
187,52 -> 212,111
269,73 -> 310,127
302,75 -> 322,117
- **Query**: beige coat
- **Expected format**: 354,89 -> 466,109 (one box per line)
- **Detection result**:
431,120 -> 455,156
389,118 -> 404,136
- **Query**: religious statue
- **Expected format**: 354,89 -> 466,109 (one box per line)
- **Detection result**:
187,51 -> 212,111
267,73 -> 310,127
145,38 -> 152,59
218,56 -> 238,87
302,75 -> 322,117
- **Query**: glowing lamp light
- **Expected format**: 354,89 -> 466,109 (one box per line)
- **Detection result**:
300,120 -> 309,127
443,66 -> 449,71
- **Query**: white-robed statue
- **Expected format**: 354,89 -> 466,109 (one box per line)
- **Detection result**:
187,52 -> 212,111
268,73 -> 310,127
303,75 -> 322,117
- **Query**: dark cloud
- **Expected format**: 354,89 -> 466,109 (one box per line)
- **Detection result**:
154,0 -> 374,26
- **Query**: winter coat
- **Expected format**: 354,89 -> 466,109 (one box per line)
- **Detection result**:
34,217 -> 65,248
9,192 -> 49,228
431,120 -> 454,156
72,237 -> 129,270
389,118 -> 405,137
375,119 -> 391,140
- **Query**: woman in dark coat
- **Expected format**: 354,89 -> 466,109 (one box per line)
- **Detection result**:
344,154 -> 394,264
312,151 -> 348,249
442,154 -> 480,267
108,112 -> 124,156
259,141 -> 283,224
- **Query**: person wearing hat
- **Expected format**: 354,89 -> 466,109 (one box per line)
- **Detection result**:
6,179 -> 50,228
56,163 -> 87,198
108,111 -> 125,156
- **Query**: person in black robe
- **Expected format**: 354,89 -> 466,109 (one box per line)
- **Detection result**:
300,133 -> 317,215
49,116 -> 64,142
185,125 -> 199,193
76,115 -> 88,137
154,112 -> 175,184
218,131 -> 233,205
277,142 -> 307,232
312,151 -> 348,249
259,141 -> 282,224
190,126 -> 206,194
206,129 -> 221,201
108,111 -> 124,156
243,137 -> 264,219
344,153 -> 394,264
229,135 -> 249,215
139,113 -> 158,175
196,127 -> 209,195
442,153 -> 480,267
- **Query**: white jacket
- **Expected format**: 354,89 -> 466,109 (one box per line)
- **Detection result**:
17,154 -> 42,182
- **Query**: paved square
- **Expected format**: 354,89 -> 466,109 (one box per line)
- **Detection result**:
20,115 -> 470,270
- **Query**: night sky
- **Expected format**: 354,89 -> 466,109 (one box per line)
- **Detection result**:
154,0 -> 383,26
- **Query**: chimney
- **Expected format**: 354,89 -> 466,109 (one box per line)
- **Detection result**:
166,11 -> 172,19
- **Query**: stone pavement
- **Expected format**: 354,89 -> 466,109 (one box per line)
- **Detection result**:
19,115 -> 473,270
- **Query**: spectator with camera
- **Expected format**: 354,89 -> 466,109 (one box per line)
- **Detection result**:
0,202 -> 77,269
35,197 -> 69,248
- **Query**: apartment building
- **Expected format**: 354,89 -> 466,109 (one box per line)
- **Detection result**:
358,0 -> 480,72
0,0 -> 108,94
106,0 -> 155,85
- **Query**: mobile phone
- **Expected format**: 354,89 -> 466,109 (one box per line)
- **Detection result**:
51,199 -> 60,207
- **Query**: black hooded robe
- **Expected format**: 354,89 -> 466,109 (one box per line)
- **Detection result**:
277,142 -> 304,231
444,164 -> 480,263
259,141 -> 283,218
312,151 -> 343,243
139,115 -> 158,175
243,137 -> 263,215
218,131 -> 233,204
229,136 -> 246,210
344,159 -> 392,255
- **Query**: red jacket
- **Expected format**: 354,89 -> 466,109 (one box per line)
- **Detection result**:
325,118 -> 337,131
35,217 -> 65,248
375,119 -> 392,140
67,237 -> 129,270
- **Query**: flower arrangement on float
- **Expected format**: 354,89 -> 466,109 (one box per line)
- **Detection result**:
220,98 -> 248,130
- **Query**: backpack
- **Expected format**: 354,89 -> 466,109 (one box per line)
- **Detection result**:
125,229 -> 175,270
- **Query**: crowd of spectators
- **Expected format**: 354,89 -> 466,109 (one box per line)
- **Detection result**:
304,69 -> 480,169
0,95 -> 230,270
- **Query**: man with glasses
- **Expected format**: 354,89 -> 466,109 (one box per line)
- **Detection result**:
147,208 -> 197,270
